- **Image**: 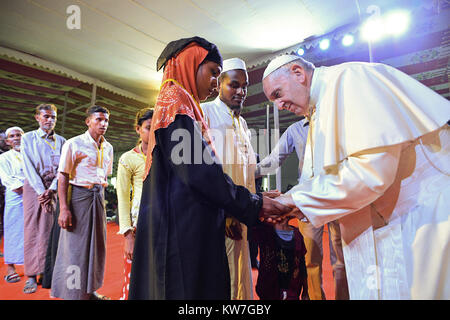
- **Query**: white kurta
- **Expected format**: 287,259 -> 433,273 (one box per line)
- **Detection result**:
201,96 -> 256,300
288,62 -> 450,299
0,149 -> 25,265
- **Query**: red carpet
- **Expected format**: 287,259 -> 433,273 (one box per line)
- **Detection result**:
0,222 -> 334,300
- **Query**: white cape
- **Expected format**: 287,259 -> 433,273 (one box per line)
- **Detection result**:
290,62 -> 450,299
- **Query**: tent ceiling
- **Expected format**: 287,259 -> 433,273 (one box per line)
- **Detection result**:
0,0 -> 446,156
0,0 -> 422,101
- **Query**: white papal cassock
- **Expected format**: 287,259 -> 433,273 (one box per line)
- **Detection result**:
201,96 -> 256,300
288,62 -> 450,299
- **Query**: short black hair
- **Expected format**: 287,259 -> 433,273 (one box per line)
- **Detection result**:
86,105 -> 110,118
135,108 -> 153,127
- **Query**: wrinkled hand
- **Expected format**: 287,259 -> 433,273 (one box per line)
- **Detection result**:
225,217 -> 243,240
39,189 -> 55,213
38,189 -> 54,205
124,229 -> 136,261
274,194 -> 305,220
262,190 -> 281,199
13,186 -> 23,195
259,196 -> 293,224
58,207 -> 73,230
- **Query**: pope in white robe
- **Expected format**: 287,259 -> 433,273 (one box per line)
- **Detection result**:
262,55 -> 450,300
201,58 -> 256,300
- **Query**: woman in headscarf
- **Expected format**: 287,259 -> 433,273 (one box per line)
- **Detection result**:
129,37 -> 291,300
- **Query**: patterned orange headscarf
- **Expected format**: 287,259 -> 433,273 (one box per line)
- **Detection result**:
144,43 -> 215,178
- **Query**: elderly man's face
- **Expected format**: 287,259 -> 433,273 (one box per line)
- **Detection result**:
35,109 -> 57,132
263,64 -> 310,116
6,129 -> 23,151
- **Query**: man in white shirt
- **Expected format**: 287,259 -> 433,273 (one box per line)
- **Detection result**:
262,55 -> 450,299
21,104 -> 66,294
201,58 -> 255,300
51,105 -> 113,300
0,127 -> 25,284
0,131 -> 9,259
256,119 -> 349,300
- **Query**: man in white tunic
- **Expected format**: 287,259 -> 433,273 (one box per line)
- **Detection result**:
262,55 -> 450,299
201,58 -> 256,299
0,127 -> 25,283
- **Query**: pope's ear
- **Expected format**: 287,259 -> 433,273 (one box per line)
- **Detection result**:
290,64 -> 307,84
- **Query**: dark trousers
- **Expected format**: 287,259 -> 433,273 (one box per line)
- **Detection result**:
0,184 -> 5,244
42,201 -> 60,289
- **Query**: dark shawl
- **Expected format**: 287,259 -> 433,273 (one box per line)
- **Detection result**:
129,114 -> 262,300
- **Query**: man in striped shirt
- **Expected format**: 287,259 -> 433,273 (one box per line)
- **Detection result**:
21,104 -> 66,294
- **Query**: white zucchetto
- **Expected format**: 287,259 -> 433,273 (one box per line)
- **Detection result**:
263,54 -> 302,80
5,126 -> 24,137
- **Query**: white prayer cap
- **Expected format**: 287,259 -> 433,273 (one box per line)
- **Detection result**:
263,54 -> 302,80
5,126 -> 24,137
222,58 -> 247,73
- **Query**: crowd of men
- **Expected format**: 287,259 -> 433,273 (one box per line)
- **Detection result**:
0,104 -> 113,299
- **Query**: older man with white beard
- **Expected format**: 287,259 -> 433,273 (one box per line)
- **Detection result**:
0,127 -> 25,284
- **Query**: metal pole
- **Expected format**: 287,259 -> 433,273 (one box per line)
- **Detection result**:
265,104 -> 270,190
273,102 -> 281,192
91,82 -> 97,106
62,92 -> 68,135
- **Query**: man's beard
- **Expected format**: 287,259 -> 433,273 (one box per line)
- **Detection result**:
42,124 -> 55,132
228,104 -> 242,113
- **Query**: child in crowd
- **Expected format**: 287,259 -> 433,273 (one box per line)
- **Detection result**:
253,218 -> 309,300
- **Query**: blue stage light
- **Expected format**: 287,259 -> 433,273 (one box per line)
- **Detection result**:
342,34 -> 354,46
319,39 -> 330,50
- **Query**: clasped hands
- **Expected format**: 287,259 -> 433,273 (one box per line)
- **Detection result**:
38,189 -> 55,212
258,190 -> 304,224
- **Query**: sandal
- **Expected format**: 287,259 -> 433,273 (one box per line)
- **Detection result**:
4,272 -> 21,283
89,292 -> 111,300
23,278 -> 38,294
36,274 -> 43,285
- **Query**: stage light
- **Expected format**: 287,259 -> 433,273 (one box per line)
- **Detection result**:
297,47 -> 305,56
385,11 -> 410,36
342,34 -> 354,46
319,39 -> 330,50
361,17 -> 385,42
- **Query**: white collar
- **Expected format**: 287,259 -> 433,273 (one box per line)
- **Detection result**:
214,96 -> 242,118
37,127 -> 55,139
309,67 -> 325,108
84,130 -> 105,146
